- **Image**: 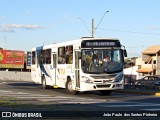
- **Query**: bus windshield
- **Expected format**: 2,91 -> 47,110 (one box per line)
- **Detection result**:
81,49 -> 123,74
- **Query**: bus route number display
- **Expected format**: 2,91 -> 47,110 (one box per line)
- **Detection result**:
81,40 -> 121,48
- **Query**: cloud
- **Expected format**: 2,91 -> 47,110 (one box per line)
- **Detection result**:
0,24 -> 43,29
146,26 -> 160,31
0,24 -> 43,32
25,10 -> 30,14
0,29 -> 15,33
0,16 -> 8,21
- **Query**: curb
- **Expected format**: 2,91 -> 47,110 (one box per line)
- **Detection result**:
155,92 -> 160,96
114,89 -> 160,96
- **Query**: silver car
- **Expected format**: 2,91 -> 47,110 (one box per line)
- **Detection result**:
135,76 -> 160,89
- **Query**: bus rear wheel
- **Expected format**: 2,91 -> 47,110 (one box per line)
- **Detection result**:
99,90 -> 112,95
66,78 -> 78,95
42,76 -> 49,89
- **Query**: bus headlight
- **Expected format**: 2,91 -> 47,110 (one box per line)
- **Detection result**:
82,76 -> 92,83
86,79 -> 92,83
114,74 -> 123,82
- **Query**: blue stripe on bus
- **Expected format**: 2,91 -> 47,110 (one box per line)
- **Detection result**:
40,64 -> 50,77
36,46 -> 51,78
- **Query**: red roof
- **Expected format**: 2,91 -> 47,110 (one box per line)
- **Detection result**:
142,46 -> 160,54
136,68 -> 155,73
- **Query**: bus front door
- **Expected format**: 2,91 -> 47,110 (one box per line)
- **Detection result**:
52,53 -> 58,88
75,50 -> 80,88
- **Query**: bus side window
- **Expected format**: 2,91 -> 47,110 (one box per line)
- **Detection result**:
40,50 -> 45,64
46,49 -> 51,64
32,51 -> 36,64
66,46 -> 73,64
58,47 -> 66,64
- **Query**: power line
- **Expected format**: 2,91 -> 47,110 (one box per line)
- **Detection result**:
78,17 -> 91,35
93,11 -> 109,36
97,28 -> 160,36
126,46 -> 144,48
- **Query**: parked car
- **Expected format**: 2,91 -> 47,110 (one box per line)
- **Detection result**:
135,76 -> 160,89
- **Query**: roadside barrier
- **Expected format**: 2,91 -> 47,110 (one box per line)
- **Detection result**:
0,71 -> 31,81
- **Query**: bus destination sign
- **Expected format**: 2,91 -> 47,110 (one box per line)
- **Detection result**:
81,40 -> 121,48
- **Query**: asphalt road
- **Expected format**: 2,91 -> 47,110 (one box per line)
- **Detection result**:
0,80 -> 160,119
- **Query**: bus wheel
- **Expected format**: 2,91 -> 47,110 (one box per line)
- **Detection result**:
42,76 -> 49,89
99,90 -> 112,95
66,78 -> 78,95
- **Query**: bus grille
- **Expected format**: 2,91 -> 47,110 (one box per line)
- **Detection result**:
90,75 -> 116,79
96,84 -> 111,88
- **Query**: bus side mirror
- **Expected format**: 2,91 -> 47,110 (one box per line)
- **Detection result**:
123,49 -> 127,57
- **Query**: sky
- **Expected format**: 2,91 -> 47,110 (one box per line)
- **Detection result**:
0,0 -> 160,57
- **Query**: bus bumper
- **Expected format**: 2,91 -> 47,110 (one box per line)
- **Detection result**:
77,82 -> 124,91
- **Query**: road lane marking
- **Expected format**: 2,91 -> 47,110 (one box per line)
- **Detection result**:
142,108 -> 160,111
0,90 -> 13,92
36,96 -> 107,104
0,82 -> 6,84
16,92 -> 31,94
16,96 -> 56,99
98,102 -> 160,107
1,89 -> 159,107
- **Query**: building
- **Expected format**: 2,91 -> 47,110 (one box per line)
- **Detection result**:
124,45 -> 160,85
136,46 -> 160,76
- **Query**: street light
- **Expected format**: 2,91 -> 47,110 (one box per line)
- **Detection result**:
92,11 -> 109,37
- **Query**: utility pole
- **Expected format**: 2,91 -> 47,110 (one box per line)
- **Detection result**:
91,10 -> 109,37
91,18 -> 94,37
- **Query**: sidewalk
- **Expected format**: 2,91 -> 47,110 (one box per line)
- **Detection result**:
115,86 -> 160,96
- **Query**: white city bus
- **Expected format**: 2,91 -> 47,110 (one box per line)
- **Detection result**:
31,37 -> 127,95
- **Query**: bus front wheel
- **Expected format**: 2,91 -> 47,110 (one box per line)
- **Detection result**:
65,78 -> 78,95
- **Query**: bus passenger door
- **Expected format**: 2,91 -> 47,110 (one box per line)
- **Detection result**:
52,53 -> 57,87
36,49 -> 42,84
75,50 -> 80,88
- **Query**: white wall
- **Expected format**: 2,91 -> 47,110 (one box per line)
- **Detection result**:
0,71 -> 31,81
124,66 -> 139,79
